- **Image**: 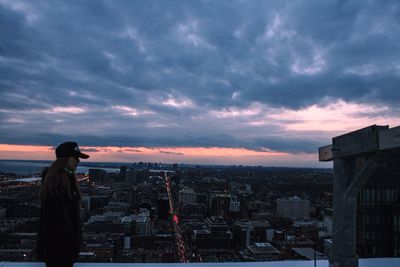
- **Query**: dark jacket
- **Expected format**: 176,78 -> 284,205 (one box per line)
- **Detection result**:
36,170 -> 82,263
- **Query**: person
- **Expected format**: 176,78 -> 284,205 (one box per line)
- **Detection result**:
36,141 -> 89,267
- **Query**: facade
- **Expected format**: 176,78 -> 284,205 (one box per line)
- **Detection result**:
209,194 -> 232,217
233,221 -> 252,247
394,206 -> 400,257
121,212 -> 151,236
357,151 -> 400,257
277,196 -> 310,219
230,200 -> 241,212
179,188 -> 196,205
192,216 -> 233,249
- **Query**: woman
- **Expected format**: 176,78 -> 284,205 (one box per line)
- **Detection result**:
36,141 -> 89,267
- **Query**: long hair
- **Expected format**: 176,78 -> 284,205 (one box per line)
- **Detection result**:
39,157 -> 81,201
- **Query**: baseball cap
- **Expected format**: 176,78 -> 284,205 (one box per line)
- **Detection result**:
55,141 -> 90,159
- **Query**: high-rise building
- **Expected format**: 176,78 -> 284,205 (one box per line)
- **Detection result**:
209,193 -> 231,217
357,152 -> 400,257
233,221 -> 251,247
277,196 -> 310,219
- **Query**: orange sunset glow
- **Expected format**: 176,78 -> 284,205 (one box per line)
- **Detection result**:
0,144 -> 320,167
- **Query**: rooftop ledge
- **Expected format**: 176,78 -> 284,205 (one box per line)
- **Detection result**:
2,259 -> 400,267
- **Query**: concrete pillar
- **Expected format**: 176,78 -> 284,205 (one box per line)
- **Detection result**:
330,157 -> 358,267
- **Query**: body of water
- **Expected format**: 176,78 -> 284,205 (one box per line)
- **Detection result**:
0,160 -> 120,175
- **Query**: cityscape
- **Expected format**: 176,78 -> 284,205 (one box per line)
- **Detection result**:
1,160 -> 334,263
0,147 -> 399,264
1,0 -> 400,266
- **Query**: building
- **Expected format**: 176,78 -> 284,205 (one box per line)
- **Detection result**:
322,208 -> 333,236
230,200 -> 241,212
0,249 -> 34,261
233,221 -> 252,247
209,193 -> 231,217
357,151 -> 400,257
89,169 -> 107,185
180,204 -> 207,220
179,188 -> 196,205
135,169 -> 150,184
277,196 -> 310,219
233,220 -> 271,247
120,165 -> 127,180
106,201 -> 130,213
0,207 -> 5,218
291,247 -> 327,260
90,195 -> 110,211
121,211 -> 151,237
324,239 -> 333,257
125,169 -> 137,185
157,196 -> 170,221
192,216 -> 233,249
81,195 -> 91,212
195,193 -> 208,205
246,242 -> 280,261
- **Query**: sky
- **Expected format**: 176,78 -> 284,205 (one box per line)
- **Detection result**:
1,0 -> 400,167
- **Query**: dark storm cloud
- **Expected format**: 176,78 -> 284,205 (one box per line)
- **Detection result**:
1,0 -> 400,155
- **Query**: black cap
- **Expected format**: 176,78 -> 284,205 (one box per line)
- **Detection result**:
55,141 -> 90,159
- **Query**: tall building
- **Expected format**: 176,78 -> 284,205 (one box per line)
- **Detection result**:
277,196 -> 310,219
229,195 -> 241,218
357,151 -> 400,257
209,193 -> 232,217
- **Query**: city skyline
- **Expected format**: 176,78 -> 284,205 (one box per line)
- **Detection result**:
1,1 -> 400,167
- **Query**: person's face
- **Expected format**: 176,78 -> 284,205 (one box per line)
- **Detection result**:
67,156 -> 80,171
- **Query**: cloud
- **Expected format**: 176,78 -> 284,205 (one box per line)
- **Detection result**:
159,150 -> 185,156
80,147 -> 102,153
47,106 -> 86,114
1,0 -> 400,166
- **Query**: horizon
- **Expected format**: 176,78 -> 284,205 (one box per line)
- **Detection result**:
1,1 -> 400,167
0,143 -> 329,168
0,157 -> 333,170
